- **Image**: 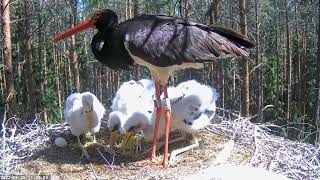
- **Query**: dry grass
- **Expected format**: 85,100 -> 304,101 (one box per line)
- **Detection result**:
15,129 -> 231,180
2,109 -> 320,180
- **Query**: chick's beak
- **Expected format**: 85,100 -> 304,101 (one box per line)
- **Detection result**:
85,111 -> 93,129
110,130 -> 118,146
121,132 -> 135,148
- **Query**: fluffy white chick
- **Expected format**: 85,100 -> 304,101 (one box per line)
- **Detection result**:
107,111 -> 127,147
108,79 -> 154,149
122,80 -> 218,163
111,79 -> 154,115
64,92 -> 106,159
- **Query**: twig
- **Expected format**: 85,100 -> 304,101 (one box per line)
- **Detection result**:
96,148 -> 114,170
248,105 -> 274,121
89,163 -> 99,180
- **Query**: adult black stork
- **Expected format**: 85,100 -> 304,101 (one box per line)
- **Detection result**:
52,9 -> 254,167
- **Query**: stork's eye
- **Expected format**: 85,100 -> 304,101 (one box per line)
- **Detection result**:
93,12 -> 103,19
95,41 -> 104,51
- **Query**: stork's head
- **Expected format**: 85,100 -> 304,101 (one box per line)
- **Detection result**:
52,9 -> 118,43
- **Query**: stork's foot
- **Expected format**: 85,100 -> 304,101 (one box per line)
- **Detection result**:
162,159 -> 170,168
150,155 -> 162,163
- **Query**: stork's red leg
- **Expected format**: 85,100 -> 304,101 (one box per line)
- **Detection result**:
162,84 -> 171,167
150,80 -> 162,161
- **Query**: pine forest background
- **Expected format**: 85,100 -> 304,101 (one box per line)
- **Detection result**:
1,0 -> 320,145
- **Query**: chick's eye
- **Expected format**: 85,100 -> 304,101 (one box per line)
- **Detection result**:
128,127 -> 134,132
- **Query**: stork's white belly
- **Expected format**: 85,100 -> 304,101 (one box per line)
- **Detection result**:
124,41 -> 204,82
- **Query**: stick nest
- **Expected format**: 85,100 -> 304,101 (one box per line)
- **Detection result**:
1,108 -> 319,180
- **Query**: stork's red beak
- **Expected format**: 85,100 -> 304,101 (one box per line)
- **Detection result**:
52,18 -> 96,43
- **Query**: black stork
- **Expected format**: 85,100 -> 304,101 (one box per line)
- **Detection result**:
52,9 -> 254,167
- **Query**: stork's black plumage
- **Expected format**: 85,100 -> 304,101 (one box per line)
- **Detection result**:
88,9 -> 253,70
52,9 -> 253,167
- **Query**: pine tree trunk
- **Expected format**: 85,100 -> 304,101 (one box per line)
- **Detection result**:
301,29 -> 306,115
42,38 -> 48,125
315,0 -> 320,145
70,0 -> 80,92
132,0 -> 141,80
295,4 -> 302,116
212,0 -> 219,23
232,61 -> 236,106
285,0 -> 292,121
221,62 -> 225,108
230,7 -> 236,108
183,0 -> 189,18
275,22 -> 280,108
168,0 -> 173,16
1,0 -> 17,116
255,0 -> 262,122
53,44 -> 62,119
126,0 -> 131,19
133,0 -> 139,16
38,8 -> 48,125
0,62 -> 4,99
239,0 -> 250,117
24,0 -> 36,114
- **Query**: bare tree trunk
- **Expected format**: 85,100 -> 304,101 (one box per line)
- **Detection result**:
285,0 -> 292,121
64,41 -> 73,93
230,6 -> 236,109
24,0 -> 36,114
133,0 -> 141,80
206,0 -> 220,104
53,44 -> 62,119
239,0 -> 250,117
168,0 -> 173,16
1,0 -> 16,116
37,8 -> 48,125
221,62 -> 225,108
232,61 -> 236,105
255,0 -> 262,122
315,0 -> 320,145
70,0 -> 80,92
275,15 -> 280,108
301,28 -> 306,115
42,38 -> 48,125
98,67 -> 102,101
207,0 -> 219,24
126,0 -> 131,19
133,0 -> 139,16
182,0 -> 189,18
0,62 -> 4,99
295,4 -> 302,116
